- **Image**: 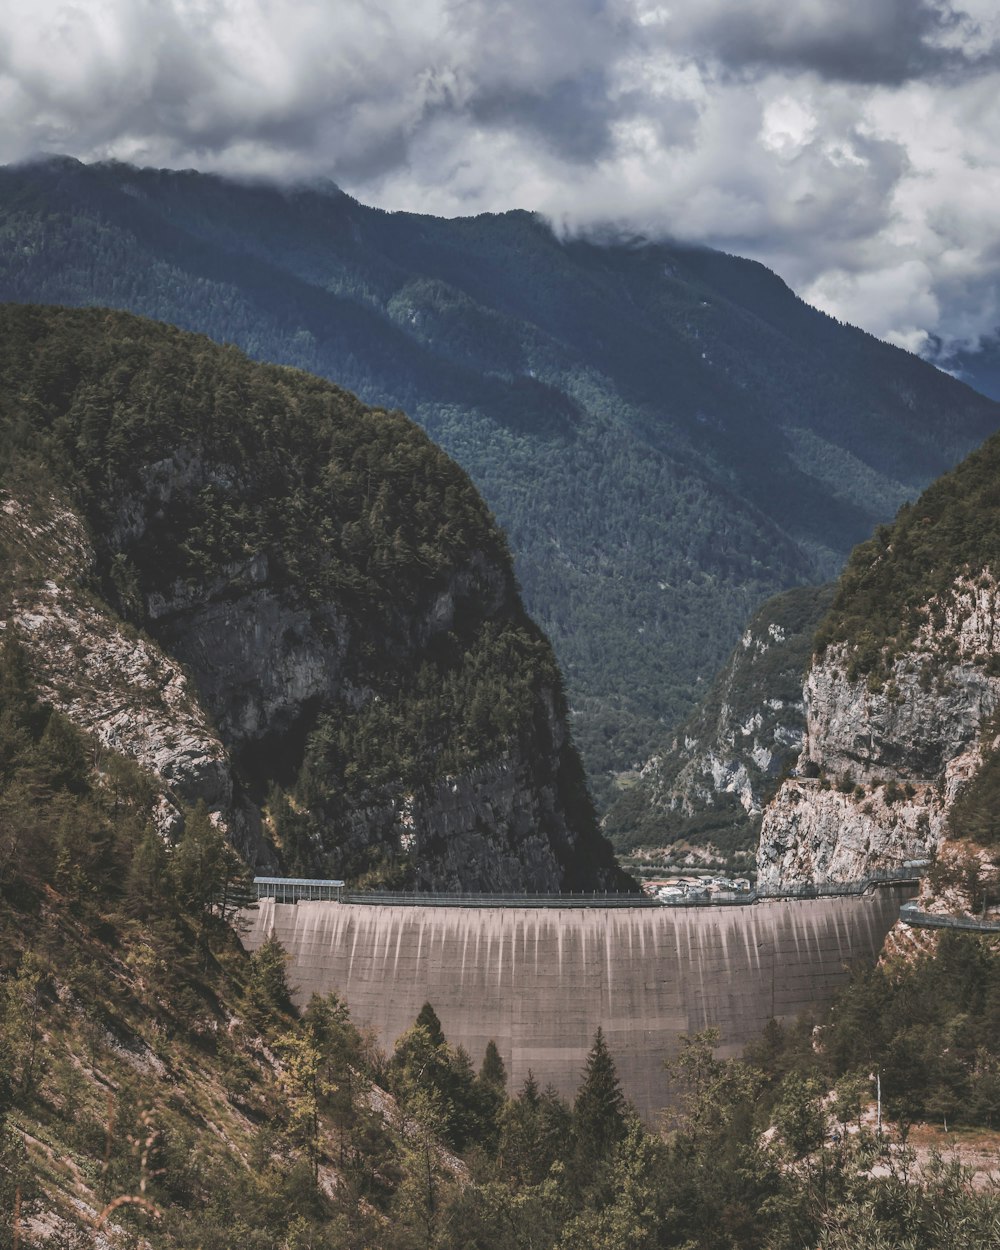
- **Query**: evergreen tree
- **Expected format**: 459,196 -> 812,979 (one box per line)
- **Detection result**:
415,1001 -> 446,1048
124,827 -> 170,919
0,1111 -> 36,1247
498,1073 -> 572,1188
473,1040 -> 508,1156
559,1121 -> 673,1250
0,635 -> 43,787
390,1017 -> 454,1129
572,1027 -> 628,1181
33,711 -> 89,796
479,1039 -> 507,1089
276,1029 -> 331,1186
301,993 -> 373,1172
244,932 -> 293,1024
169,802 -> 228,916
444,1045 -> 482,1153
0,952 -> 46,1104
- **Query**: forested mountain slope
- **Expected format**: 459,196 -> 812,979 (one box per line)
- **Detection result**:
0,304 -> 624,892
606,583 -> 833,861
757,419 -> 1000,887
2,157 -> 998,807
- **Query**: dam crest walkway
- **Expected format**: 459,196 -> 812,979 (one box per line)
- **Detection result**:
253,865 -> 925,908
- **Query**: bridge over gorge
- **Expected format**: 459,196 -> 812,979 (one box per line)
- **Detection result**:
240,873 -> 921,1121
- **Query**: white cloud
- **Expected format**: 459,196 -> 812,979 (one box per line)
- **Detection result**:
760,97 -> 818,157
2,0 -> 1000,355
803,259 -> 941,351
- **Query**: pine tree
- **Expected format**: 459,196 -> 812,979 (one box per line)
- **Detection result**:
497,1073 -> 571,1186
473,1040 -> 508,1156
169,802 -> 227,916
276,1029 -> 332,1185
1,952 -> 46,1103
480,1039 -> 507,1090
415,1001 -> 446,1048
124,827 -> 169,919
0,1111 -> 36,1243
444,1045 -> 481,1153
572,1027 -> 627,1181
559,1121 -> 672,1250
244,932 -> 293,1024
0,635 -> 43,787
34,711 -> 89,795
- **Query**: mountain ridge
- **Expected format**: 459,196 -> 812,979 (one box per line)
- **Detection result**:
2,156 -> 998,808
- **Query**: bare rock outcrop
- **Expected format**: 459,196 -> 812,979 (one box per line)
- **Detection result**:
1,486 -> 233,839
758,576 -> 1000,888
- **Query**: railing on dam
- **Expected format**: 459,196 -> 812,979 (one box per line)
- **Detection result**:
339,891 -> 662,908
250,866 -> 925,908
329,866 -> 926,908
900,901 -> 1000,933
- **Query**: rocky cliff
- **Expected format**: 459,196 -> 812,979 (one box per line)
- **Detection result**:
605,585 -> 831,859
1,479 -> 236,842
0,304 -> 625,891
757,432 -> 1000,888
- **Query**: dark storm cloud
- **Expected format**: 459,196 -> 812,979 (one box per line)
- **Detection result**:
469,72 -> 620,163
663,0 -> 995,85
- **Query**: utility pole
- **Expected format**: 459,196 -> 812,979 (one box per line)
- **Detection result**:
872,1069 -> 881,1138
869,1070 -> 882,1137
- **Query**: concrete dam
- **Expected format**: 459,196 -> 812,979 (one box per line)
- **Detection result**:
240,889 -> 911,1121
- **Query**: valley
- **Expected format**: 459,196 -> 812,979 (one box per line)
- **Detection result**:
2,156 -> 998,814
4,158 -> 1000,1250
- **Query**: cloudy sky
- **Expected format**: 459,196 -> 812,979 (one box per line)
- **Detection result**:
3,0 -> 1000,357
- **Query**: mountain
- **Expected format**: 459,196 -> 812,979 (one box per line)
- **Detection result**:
0,303 -> 624,892
5,640 -> 1000,1245
605,583 -> 833,862
2,157 -> 998,811
756,420 -> 1000,888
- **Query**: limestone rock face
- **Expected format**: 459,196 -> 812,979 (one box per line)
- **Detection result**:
102,446 -> 604,887
340,759 -> 575,893
641,622 -> 806,823
757,782 -> 942,888
757,577 -> 1000,888
155,580 -> 351,747
799,646 -> 996,785
1,488 -> 233,841
3,472 -> 599,884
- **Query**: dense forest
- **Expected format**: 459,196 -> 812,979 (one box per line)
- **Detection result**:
0,304 -> 623,891
2,157 -> 997,810
606,584 -> 834,859
817,422 -> 1000,684
3,654 -> 1000,1248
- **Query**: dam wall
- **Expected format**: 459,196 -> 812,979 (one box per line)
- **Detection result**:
240,889 -> 911,1121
